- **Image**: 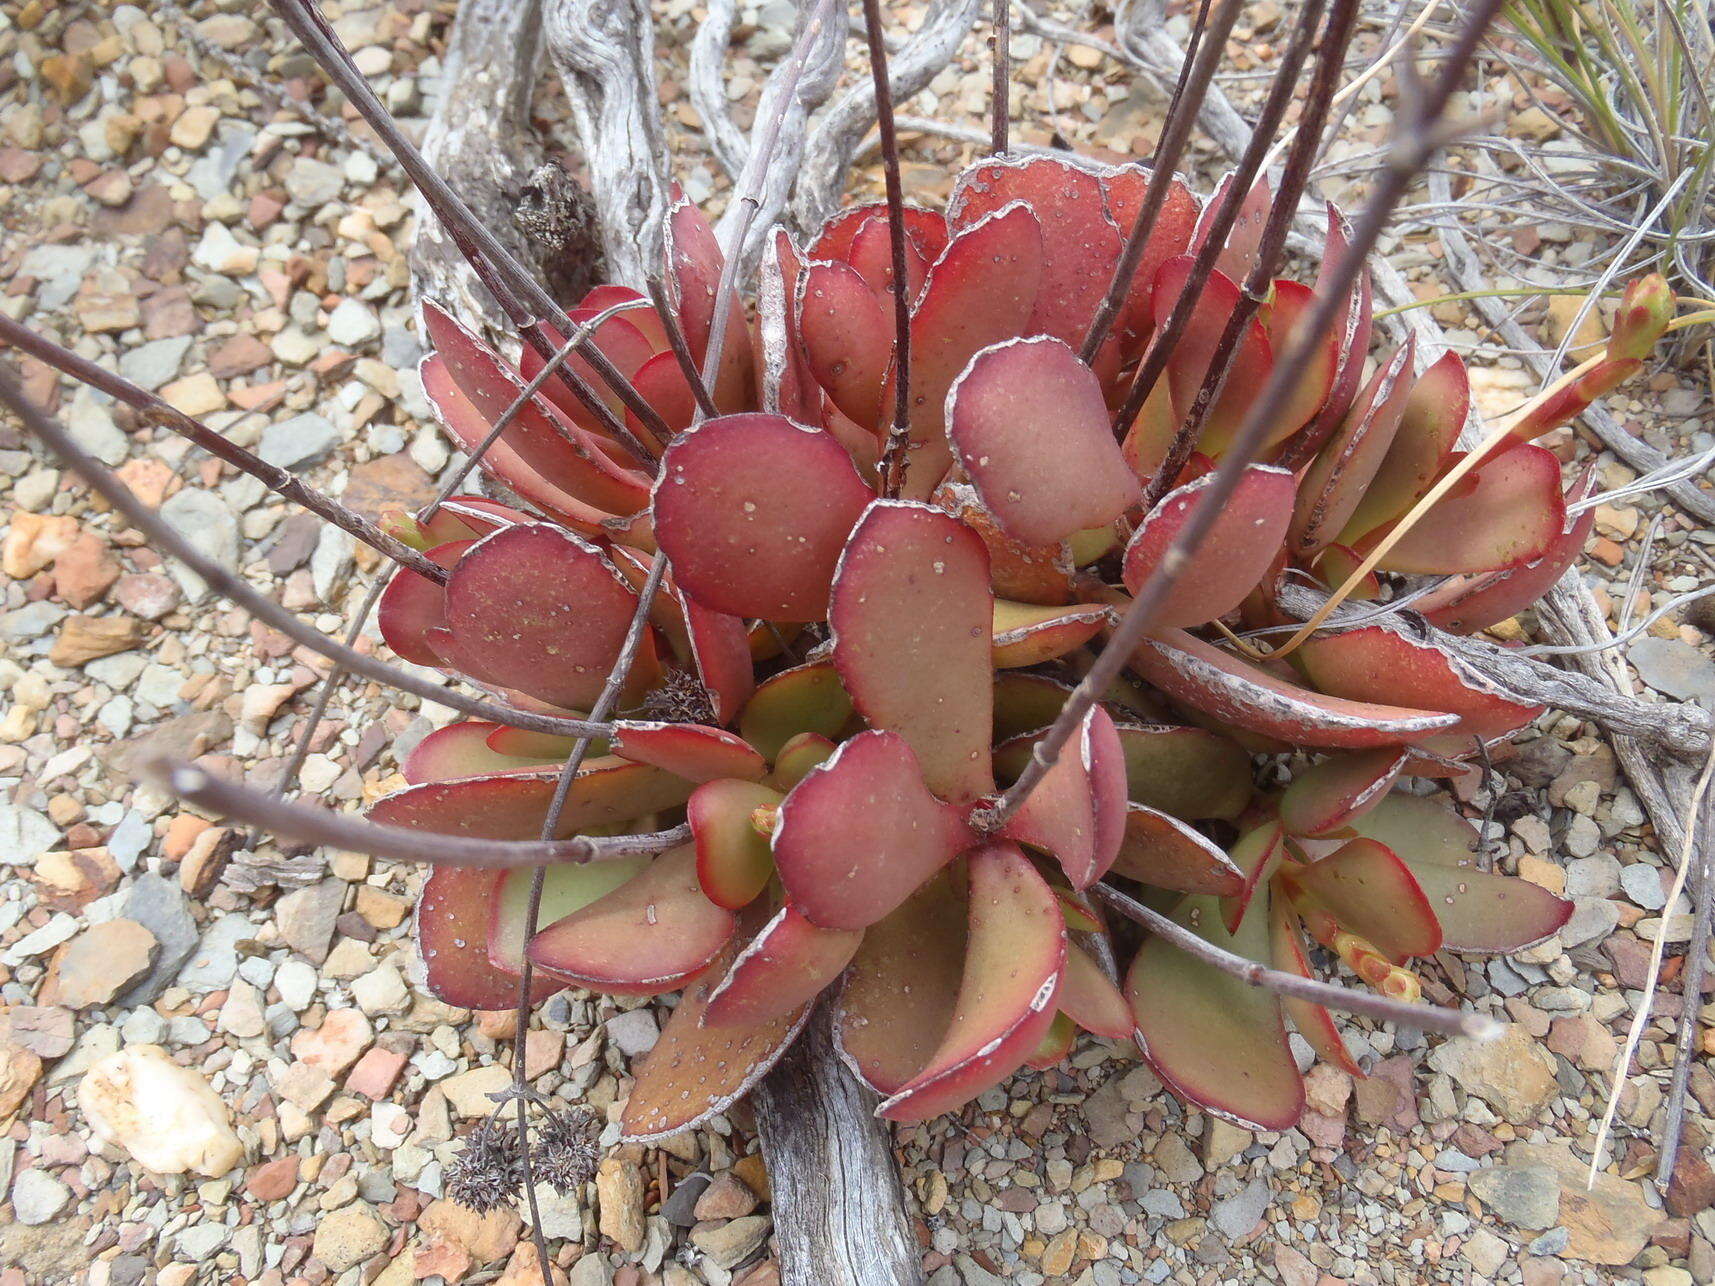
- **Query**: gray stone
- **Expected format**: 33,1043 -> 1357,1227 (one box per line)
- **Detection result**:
1210,1178 -> 1272,1240
259,413 -> 341,471
118,336 -> 193,391
107,811 -> 150,871
1629,636 -> 1715,708
1469,1163 -> 1561,1230
1564,855 -> 1620,899
276,879 -> 344,964
660,1171 -> 710,1227
567,1254 -> 613,1286
274,959 -> 318,1010
1620,862 -> 1667,910
285,156 -> 344,206
67,389 -> 128,466
175,1222 -> 230,1259
605,1009 -> 660,1057
326,298 -> 380,346
689,1214 -> 770,1269
117,874 -> 200,1005
176,914 -> 253,993
0,806 -> 58,865
21,244 -> 97,308
11,1169 -> 71,1225
158,489 -> 238,603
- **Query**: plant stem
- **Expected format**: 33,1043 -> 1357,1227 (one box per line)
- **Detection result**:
991,0 -> 1011,153
1091,883 -> 1498,1038
1079,0 -> 1246,363
861,0 -> 916,498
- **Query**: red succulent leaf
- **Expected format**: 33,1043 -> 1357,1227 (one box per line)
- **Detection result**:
1262,279 -> 1342,439
937,482 -> 1074,606
810,201 -> 949,268
1113,724 -> 1253,821
377,539 -> 469,668
1268,894 -> 1362,1076
773,730 -> 975,930
626,349 -> 699,440
1368,443 -> 1567,575
992,672 -> 1079,743
654,413 -> 875,622
797,257 -> 895,429
368,759 -> 695,839
1343,794 -> 1572,951
526,844 -> 735,995
416,867 -> 555,1008
834,874 -> 967,1094
1279,748 -> 1411,838
830,500 -> 996,803
1002,706 -> 1126,889
878,842 -> 1067,1122
1110,804 -> 1245,895
519,312 -> 657,437
1026,1013 -> 1078,1070
611,721 -> 767,783
1123,464 -> 1295,627
1220,819 -> 1289,934
992,600 -> 1110,668
1414,467 -> 1597,634
683,596 -> 756,725
947,335 -> 1141,545
895,203 -> 1045,497
619,951 -> 812,1142
703,905 -> 865,1027
769,732 -> 838,790
1129,628 -> 1461,749
688,778 -> 781,910
1290,341 -> 1417,557
1294,202 -> 1375,458
1189,173 -> 1273,281
949,155 -> 1120,348
487,857 -> 651,978
1153,256 -> 1276,458
403,721 -> 562,784
665,192 -> 753,411
443,523 -> 661,711
1126,891 -> 1305,1132
737,659 -> 855,762
1295,621 -> 1545,750
1058,942 -> 1136,1039
1287,837 -> 1442,962
846,213 -> 931,310
1338,350 -> 1469,544
1099,166 -> 1200,345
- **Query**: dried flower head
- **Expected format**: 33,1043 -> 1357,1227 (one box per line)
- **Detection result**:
534,1106 -> 601,1196
445,1115 -> 524,1215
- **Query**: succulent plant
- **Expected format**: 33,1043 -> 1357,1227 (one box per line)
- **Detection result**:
366,155 -> 1668,1135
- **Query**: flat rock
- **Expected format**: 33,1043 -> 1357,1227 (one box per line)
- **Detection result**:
440,1064 -> 512,1118
1506,1141 -> 1663,1265
1469,1162 -> 1561,1230
312,1201 -> 388,1273
1629,637 -> 1715,708
595,1157 -> 646,1253
117,874 -> 199,1005
276,878 -> 345,963
157,489 -> 238,603
690,1215 -> 771,1269
11,1168 -> 71,1225
47,919 -> 158,1010
0,806 -> 59,865
1427,1023 -> 1558,1125
259,412 -> 341,471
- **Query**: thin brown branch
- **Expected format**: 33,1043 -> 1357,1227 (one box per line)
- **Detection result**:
1079,0 -> 1246,363
0,360 -> 610,741
646,275 -> 720,418
977,0 -> 1508,834
144,758 -> 688,868
267,0 -> 671,462
991,0 -> 1011,153
862,0 -> 916,498
0,314 -> 448,585
1132,0 -> 1356,509
1091,883 -> 1499,1039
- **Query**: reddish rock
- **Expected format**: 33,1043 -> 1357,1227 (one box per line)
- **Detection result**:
246,1155 -> 300,1202
207,334 -> 274,379
1667,1150 -> 1715,1217
43,919 -> 157,1010
113,572 -> 181,621
344,1045 -> 408,1100
52,533 -> 121,609
289,1008 -> 373,1076
0,148 -> 41,182
139,286 -> 196,340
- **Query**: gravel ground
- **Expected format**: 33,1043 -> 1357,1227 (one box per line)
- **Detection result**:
1,2 -> 1713,1284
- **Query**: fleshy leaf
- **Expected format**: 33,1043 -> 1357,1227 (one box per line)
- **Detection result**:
830,500 -> 996,803
377,540 -> 470,668
1338,350 -> 1469,544
416,867 -> 554,1008
769,732 -> 838,790
703,906 -> 864,1027
487,857 -> 651,976
772,730 -> 973,930
1154,256 -> 1275,457
684,596 -> 756,725
368,759 -> 695,840
1001,707 -> 1125,889
443,524 -> 659,710
1098,166 -> 1200,344
797,258 -> 894,428
665,193 -> 753,411
1057,942 -> 1135,1038
619,952 -> 810,1142
403,721 -> 560,784
1026,1013 -> 1078,1070
878,842 -> 1067,1122
1109,804 -> 1245,895
1113,724 -> 1253,821
1129,628 -> 1460,749
611,721 -> 767,783
835,875 -> 967,1094
527,844 -> 735,995
1123,464 -> 1294,627
738,660 -> 855,762
1279,749 -> 1410,838
992,600 -> 1109,668
654,414 -> 874,622
1345,794 -> 1573,952
896,203 -> 1044,497
947,335 -> 1141,545
1285,837 -> 1442,961
992,672 -> 1077,742
1221,820 -> 1288,934
1268,894 -> 1362,1075
1369,443 -> 1566,575
937,482 -> 1073,606
688,778 -> 782,910
1126,891 -> 1304,1131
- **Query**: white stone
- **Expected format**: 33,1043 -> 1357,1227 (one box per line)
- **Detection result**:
78,1045 -> 245,1177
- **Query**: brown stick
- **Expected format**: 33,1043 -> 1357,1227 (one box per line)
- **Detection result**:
0,360 -> 611,740
990,0 -> 1011,153
1078,0 -> 1246,363
1091,883 -> 1498,1038
144,758 -> 687,868
0,314 -> 447,585
978,0 -> 1508,834
862,0 -> 917,498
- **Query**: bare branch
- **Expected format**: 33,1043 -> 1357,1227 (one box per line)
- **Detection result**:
990,0 -> 1011,154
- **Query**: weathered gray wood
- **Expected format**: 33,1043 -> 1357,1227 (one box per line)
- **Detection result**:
752,1005 -> 925,1286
